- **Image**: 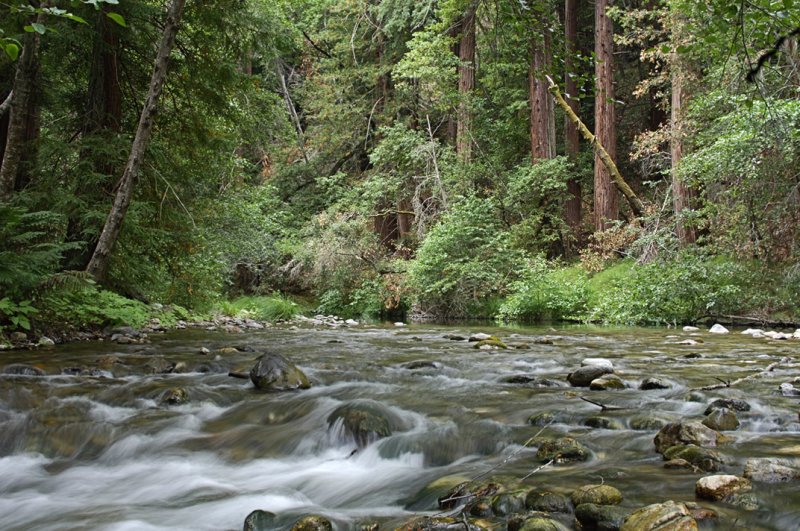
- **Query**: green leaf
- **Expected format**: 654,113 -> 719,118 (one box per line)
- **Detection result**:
784,0 -> 794,8
106,12 -> 126,27
3,43 -> 19,60
31,23 -> 46,34
65,14 -> 88,24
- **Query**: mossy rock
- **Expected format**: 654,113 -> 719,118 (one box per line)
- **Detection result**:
249,352 -> 310,391
654,421 -> 724,454
473,339 -> 508,349
438,480 -> 503,510
517,516 -> 571,531
702,408 -> 739,431
570,484 -> 623,506
574,503 -> 629,530
589,374 -> 626,390
243,510 -> 276,531
584,416 -> 625,430
394,516 -> 482,530
663,444 -> 722,472
535,437 -> 590,463
290,515 -> 333,531
159,387 -> 188,406
328,400 -> 403,448
621,501 -> 697,531
630,415 -> 668,431
406,474 -> 471,511
490,490 -> 526,516
525,490 -> 571,513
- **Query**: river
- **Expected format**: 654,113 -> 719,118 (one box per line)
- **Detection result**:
0,323 -> 798,530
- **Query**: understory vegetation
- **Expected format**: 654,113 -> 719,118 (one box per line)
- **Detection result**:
1,0 -> 799,339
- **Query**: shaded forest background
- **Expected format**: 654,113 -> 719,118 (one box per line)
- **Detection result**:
1,0 -> 800,335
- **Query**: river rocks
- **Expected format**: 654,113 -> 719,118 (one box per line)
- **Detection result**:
695,475 -> 751,501
473,339 -> 508,350
290,515 -> 333,531
327,401 -> 401,448
704,398 -> 750,414
469,333 -> 496,342
662,445 -> 722,472
516,516 -> 570,531
249,352 -> 310,391
575,503 -> 629,530
37,336 -> 55,347
702,408 -> 739,431
525,490 -> 571,513
145,357 -> 176,374
640,377 -> 671,390
438,480 -> 502,510
160,387 -> 188,405
395,516 -> 482,531
629,415 -> 668,431
654,421 -> 725,454
402,360 -> 442,370
571,484 -> 623,506
709,324 -> 729,334
743,457 -> 800,483
620,501 -> 697,531
584,416 -> 624,430
779,383 -> 800,396
2,363 -> 45,376
567,365 -> 613,387
535,437 -> 590,463
504,375 -> 564,387
683,326 -> 700,332
589,374 -> 626,390
528,412 -> 568,426
491,490 -> 527,516
243,510 -> 276,531
444,334 -> 467,341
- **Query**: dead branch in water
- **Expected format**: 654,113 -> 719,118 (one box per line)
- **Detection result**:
579,396 -> 626,411
694,357 -> 792,391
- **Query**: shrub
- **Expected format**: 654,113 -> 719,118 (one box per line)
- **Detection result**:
497,259 -> 588,322
221,295 -> 302,322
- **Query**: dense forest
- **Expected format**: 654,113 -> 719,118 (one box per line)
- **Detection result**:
1,0 -> 800,339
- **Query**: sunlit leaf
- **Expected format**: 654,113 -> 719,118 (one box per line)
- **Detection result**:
106,12 -> 127,27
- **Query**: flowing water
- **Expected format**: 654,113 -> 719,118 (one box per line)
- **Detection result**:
1,324 -> 799,530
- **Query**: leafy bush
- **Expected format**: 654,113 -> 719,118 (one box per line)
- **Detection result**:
588,254 -> 746,325
407,196 -> 527,317
497,259 -> 588,322
0,298 -> 38,333
38,287 -> 152,329
220,295 -> 302,321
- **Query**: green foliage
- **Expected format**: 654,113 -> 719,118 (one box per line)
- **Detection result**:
497,259 -> 588,322
38,287 -> 152,329
588,254 -> 746,325
220,294 -> 302,322
0,298 -> 38,332
407,196 -> 527,317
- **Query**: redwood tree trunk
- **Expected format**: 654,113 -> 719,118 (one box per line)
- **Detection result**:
86,0 -> 187,282
563,0 -> 582,243
0,11 -> 45,199
670,14 -> 697,245
593,0 -> 618,231
85,6 -> 122,135
530,29 -> 555,161
456,2 -> 477,162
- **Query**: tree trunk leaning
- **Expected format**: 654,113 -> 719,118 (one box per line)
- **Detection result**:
546,76 -> 645,218
86,0 -> 187,282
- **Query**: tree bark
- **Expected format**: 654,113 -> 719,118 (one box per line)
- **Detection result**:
593,0 -> 619,231
86,0 -> 187,282
670,14 -> 697,245
85,6 -> 122,135
456,2 -> 477,162
530,27 -> 555,161
563,0 -> 582,246
0,11 -> 45,199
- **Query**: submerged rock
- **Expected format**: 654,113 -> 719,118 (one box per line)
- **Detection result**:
535,437 -> 590,463
654,421 -> 725,454
491,490 -> 526,516
571,484 -> 623,506
290,515 -> 333,531
663,444 -> 722,472
504,375 -> 564,387
3,363 -> 45,376
402,360 -> 442,370
528,412 -> 568,426
584,416 -> 624,430
327,400 -> 402,448
243,510 -> 276,531
629,415 -> 668,431
473,339 -> 508,349
567,365 -> 613,387
438,480 -> 503,510
620,501 -> 697,531
159,387 -> 188,406
249,352 -> 310,391
743,457 -> 800,483
702,408 -> 739,431
704,398 -> 750,415
695,475 -> 751,501
395,516 -> 481,531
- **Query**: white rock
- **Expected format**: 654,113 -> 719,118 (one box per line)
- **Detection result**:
741,328 -> 764,335
709,324 -> 729,334
793,329 -> 800,339
469,333 -> 493,341
345,319 -> 359,326
394,322 -> 406,327
695,474 -> 751,501
683,326 -> 700,332
37,336 -> 55,347
678,339 -> 699,345
779,383 -> 800,396
198,347 -> 210,355
581,358 -> 614,370
765,331 -> 791,340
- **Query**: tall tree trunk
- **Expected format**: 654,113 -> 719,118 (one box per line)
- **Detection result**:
85,6 -> 122,136
86,0 -> 186,282
563,0 -> 582,245
593,0 -> 618,231
670,13 -> 696,245
0,11 -> 45,199
530,28 -> 555,161
456,2 -> 477,162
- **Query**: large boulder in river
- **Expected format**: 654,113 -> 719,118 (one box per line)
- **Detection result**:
2,363 -> 45,376
327,400 -> 403,448
695,475 -> 751,501
702,408 -> 739,431
536,437 -> 591,463
589,374 -> 626,390
249,352 -> 310,391
620,501 -> 697,531
575,503 -> 629,530
243,510 -> 276,531
654,421 -> 725,454
704,398 -> 750,415
662,444 -> 722,472
571,484 -> 623,506
567,365 -> 613,387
